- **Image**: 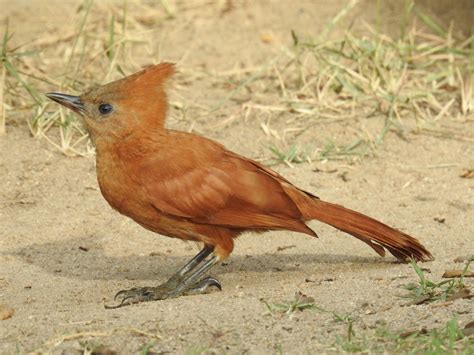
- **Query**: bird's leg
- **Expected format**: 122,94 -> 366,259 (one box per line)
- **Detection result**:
105,246 -> 221,308
170,245 -> 214,279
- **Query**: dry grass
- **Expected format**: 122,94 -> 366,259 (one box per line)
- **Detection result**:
1,0 -> 473,160
215,17 -> 474,161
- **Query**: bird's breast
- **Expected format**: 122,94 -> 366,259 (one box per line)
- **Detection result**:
94,146 -> 146,216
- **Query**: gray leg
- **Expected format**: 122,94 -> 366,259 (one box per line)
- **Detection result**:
173,245 -> 214,278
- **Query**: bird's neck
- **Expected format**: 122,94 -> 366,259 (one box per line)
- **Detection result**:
93,127 -> 168,161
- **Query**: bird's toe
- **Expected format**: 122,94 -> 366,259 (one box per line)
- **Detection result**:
105,286 -> 164,309
184,276 -> 222,296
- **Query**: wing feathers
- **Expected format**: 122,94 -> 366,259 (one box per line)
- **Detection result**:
145,152 -> 311,235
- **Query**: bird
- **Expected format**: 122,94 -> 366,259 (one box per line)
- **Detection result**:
46,62 -> 433,308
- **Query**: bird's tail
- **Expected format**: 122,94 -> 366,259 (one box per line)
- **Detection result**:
287,189 -> 433,262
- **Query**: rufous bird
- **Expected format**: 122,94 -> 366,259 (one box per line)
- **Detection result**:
46,63 -> 433,308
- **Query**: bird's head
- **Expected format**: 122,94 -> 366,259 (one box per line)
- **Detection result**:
46,62 -> 175,142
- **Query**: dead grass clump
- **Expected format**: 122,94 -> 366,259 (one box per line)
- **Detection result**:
208,7 -> 473,161
1,0 -> 171,155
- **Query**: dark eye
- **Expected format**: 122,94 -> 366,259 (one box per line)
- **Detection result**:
98,103 -> 113,115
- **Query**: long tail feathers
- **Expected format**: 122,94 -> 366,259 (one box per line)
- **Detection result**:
301,198 -> 433,262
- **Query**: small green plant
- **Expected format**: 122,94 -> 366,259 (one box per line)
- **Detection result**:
139,341 -> 156,355
318,138 -> 368,160
262,292 -> 356,328
334,317 -> 473,353
268,144 -> 311,167
403,258 -> 472,305
14,342 -> 25,355
262,291 -> 317,315
274,343 -> 284,355
391,317 -> 470,353
335,330 -> 368,353
1,22 -> 42,106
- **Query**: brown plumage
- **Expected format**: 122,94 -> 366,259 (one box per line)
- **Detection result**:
46,63 -> 432,307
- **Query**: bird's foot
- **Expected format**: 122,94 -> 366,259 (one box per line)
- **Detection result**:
104,276 -> 221,309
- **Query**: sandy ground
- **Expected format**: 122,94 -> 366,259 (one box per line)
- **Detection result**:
1,1 -> 473,353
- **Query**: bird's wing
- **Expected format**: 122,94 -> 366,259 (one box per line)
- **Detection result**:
143,152 -> 315,235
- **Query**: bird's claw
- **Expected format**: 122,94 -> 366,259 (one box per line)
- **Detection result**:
183,276 -> 222,295
104,276 -> 222,309
105,286 -> 162,309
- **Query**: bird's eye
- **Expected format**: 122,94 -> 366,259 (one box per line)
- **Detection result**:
98,103 -> 113,115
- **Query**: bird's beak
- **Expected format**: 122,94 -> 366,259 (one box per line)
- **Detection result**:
45,93 -> 86,115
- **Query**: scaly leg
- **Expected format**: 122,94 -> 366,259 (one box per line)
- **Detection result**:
105,246 -> 221,308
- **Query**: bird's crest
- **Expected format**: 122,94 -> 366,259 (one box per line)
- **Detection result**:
117,62 -> 176,94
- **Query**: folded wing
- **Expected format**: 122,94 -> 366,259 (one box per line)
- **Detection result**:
143,151 -> 316,236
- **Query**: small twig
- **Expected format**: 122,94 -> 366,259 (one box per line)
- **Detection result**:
442,270 -> 474,278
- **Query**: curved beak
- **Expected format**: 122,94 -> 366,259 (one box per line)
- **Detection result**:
45,93 -> 86,115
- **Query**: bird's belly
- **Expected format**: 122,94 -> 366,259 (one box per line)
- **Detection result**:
97,176 -> 203,242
